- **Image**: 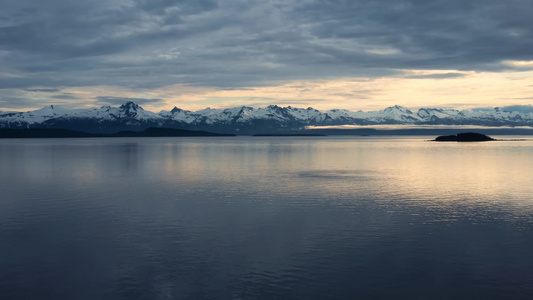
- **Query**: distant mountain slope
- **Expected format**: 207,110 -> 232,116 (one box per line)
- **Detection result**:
1,101 -> 532,134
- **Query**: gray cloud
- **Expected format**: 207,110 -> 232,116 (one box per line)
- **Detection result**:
24,88 -> 61,93
1,0 -> 533,105
95,96 -> 165,106
244,97 -> 330,108
0,96 -> 66,109
405,73 -> 466,79
51,94 -> 80,100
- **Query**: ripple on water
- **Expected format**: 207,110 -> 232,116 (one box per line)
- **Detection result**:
297,170 -> 375,180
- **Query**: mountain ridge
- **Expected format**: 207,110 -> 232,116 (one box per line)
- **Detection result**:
1,101 -> 533,134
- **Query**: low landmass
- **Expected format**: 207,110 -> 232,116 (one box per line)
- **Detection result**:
434,132 -> 495,142
0,128 -> 94,138
0,127 -> 235,138
112,127 -> 235,137
253,133 -> 327,136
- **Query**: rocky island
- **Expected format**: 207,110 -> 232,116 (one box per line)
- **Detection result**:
434,132 -> 495,142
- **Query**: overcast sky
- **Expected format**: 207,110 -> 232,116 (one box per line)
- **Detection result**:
1,0 -> 533,111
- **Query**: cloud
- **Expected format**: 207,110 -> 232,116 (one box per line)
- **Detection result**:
94,96 -> 165,106
0,96 -> 57,109
51,94 -> 80,100
24,88 -> 61,93
1,0 -> 533,109
405,73 -> 466,79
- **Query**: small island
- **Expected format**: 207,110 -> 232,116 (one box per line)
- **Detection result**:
434,132 -> 495,142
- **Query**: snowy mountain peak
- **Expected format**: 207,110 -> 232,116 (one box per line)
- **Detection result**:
2,102 -> 533,133
120,101 -> 140,110
34,105 -> 54,113
118,101 -> 144,118
239,106 -> 254,112
171,107 -> 184,113
30,104 -> 71,116
384,105 -> 412,114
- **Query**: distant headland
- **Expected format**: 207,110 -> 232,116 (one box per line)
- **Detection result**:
0,127 -> 235,138
253,133 -> 326,137
433,132 -> 495,142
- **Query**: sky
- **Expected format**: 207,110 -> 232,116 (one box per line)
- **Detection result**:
1,0 -> 533,112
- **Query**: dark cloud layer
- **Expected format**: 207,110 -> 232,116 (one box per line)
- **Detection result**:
23,88 -> 61,93
0,96 -> 58,109
51,94 -> 80,100
1,0 -> 533,106
95,96 -> 165,106
405,73 -> 466,79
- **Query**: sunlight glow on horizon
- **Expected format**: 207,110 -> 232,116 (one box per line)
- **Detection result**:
4,68 -> 533,112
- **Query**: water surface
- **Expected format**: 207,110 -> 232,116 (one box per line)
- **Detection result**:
1,136 -> 532,299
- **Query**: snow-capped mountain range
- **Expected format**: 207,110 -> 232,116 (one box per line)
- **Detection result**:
1,102 -> 532,134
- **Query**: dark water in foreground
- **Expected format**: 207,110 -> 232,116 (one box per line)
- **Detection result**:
1,136 -> 533,299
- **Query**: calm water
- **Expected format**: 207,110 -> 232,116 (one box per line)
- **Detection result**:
1,136 -> 533,299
